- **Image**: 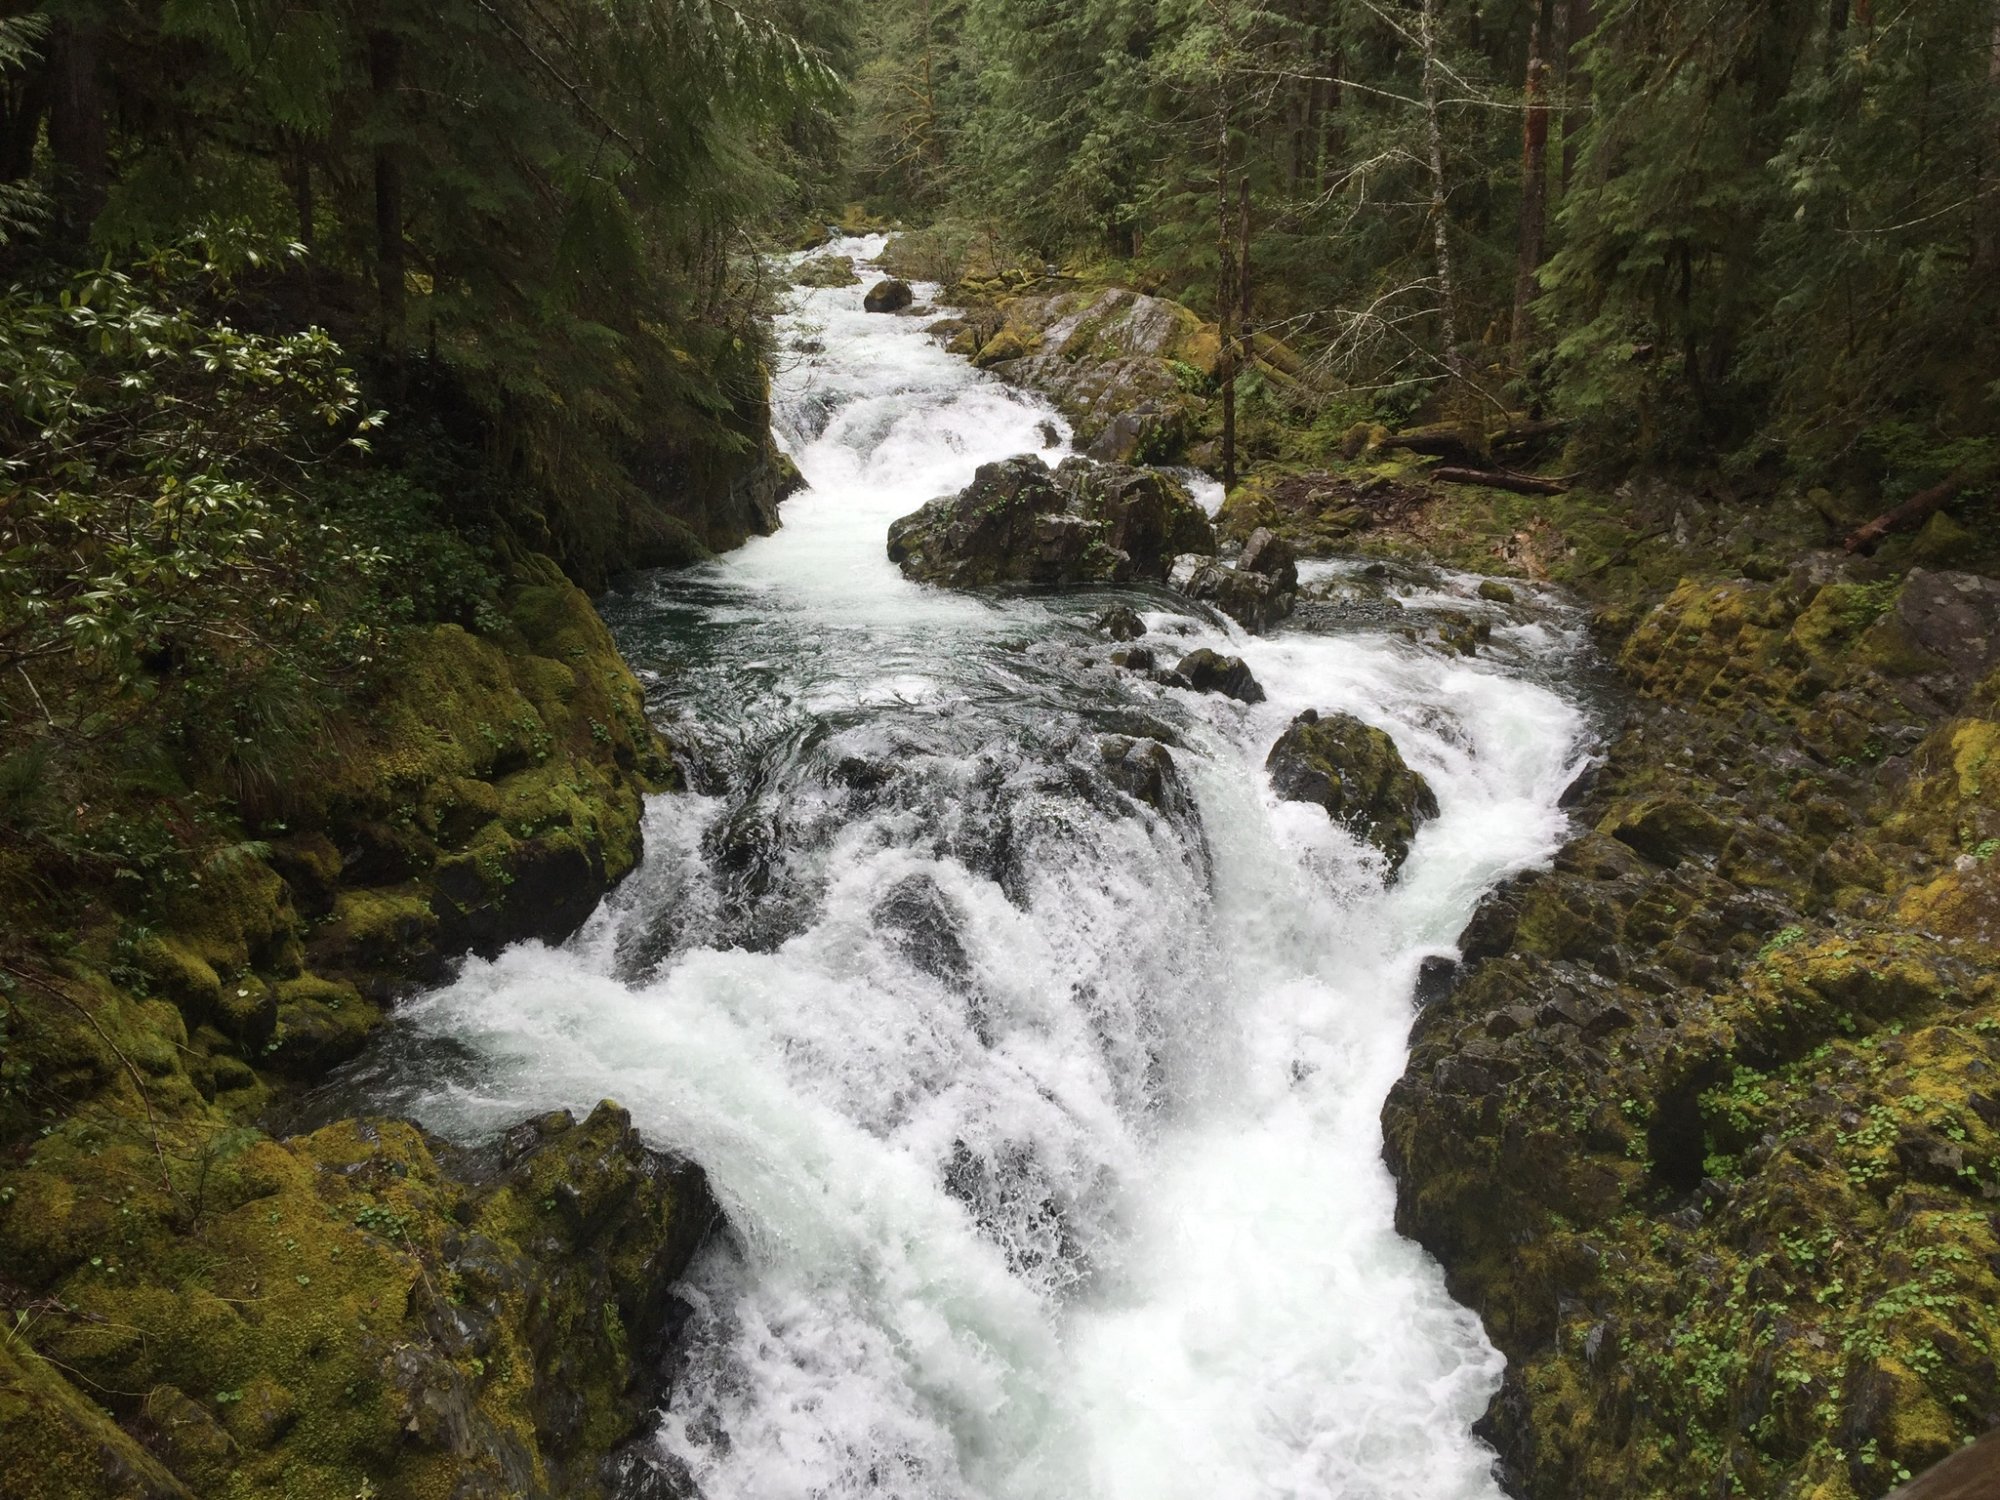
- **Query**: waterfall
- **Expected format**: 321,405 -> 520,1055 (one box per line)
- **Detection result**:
376,235 -> 1592,1500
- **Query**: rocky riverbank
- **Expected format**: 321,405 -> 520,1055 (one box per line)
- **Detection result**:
1,554 -> 721,1500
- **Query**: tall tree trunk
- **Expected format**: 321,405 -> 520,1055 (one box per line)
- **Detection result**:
288,133 -> 317,303
369,30 -> 406,353
1218,116 -> 1238,490
0,43 -> 51,183
1512,29 -> 1551,357
1559,0 -> 1592,193
45,17 -> 107,237
1979,4 -> 2000,274
1419,0 -> 1466,385
1319,40 -> 1345,195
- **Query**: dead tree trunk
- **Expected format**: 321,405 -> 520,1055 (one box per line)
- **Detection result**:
1559,0 -> 1593,193
1218,116 -> 1238,489
1419,0 -> 1466,386
1512,29 -> 1552,357
369,29 -> 406,353
1978,3 -> 2000,274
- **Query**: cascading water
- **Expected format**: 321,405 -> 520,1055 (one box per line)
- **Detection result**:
369,236 -> 1595,1499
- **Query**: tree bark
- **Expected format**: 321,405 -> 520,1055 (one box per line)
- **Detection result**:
0,35 -> 50,183
45,17 -> 107,236
1977,4 -> 2000,274
1559,0 -> 1593,193
1218,115 -> 1238,490
1512,28 -> 1551,357
369,29 -> 406,352
1419,0 -> 1466,385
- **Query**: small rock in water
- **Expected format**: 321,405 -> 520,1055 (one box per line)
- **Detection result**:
1110,645 -> 1157,671
1477,579 -> 1517,603
1037,419 -> 1062,448
863,278 -> 913,313
1175,648 -> 1265,704
1097,604 -> 1146,640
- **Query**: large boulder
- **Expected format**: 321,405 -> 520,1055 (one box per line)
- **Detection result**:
863,278 -> 914,313
887,455 -> 1216,588
1266,709 -> 1439,874
1170,554 -> 1296,634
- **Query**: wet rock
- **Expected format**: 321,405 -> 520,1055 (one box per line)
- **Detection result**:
1055,458 -> 1217,576
1097,735 -> 1190,817
1478,579 -> 1518,603
1415,954 -> 1459,1006
875,874 -> 973,988
1170,554 -> 1295,634
1109,645 -> 1157,671
1266,709 -> 1439,874
886,454 -> 1215,588
1097,604 -> 1146,640
1238,527 -> 1300,592
863,278 -> 913,313
1435,613 -> 1492,656
1173,648 -> 1265,704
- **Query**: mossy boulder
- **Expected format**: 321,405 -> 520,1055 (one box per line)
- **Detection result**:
863,277 -> 914,313
793,252 -> 858,288
950,284 -> 1293,461
887,454 -> 1215,588
1267,710 -> 1439,874
1174,648 -> 1265,703
0,1103 -> 717,1500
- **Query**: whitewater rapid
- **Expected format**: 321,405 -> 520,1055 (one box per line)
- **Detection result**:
377,236 -> 1593,1499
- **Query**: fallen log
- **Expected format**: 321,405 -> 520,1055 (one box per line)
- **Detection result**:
1432,465 -> 1571,496
1883,1426 -> 2000,1499
1379,419 -> 1570,467
1843,469 -> 1971,554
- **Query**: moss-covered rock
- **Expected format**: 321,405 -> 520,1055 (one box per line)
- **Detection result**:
887,453 -> 1216,588
1267,709 -> 1439,875
0,1102 -> 716,1500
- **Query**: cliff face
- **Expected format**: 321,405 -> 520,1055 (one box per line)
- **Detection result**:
1386,568 -> 2000,1500
0,556 -> 715,1500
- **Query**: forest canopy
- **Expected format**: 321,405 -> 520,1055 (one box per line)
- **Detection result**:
849,0 -> 2000,499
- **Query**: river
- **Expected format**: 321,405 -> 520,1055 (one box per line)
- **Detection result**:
368,235 -> 1593,1499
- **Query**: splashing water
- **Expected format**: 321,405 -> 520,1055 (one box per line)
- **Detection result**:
376,236 -> 1593,1499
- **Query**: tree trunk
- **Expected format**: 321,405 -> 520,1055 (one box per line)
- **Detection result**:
1512,28 -> 1551,357
45,18 -> 107,237
0,38 -> 51,183
369,29 -> 406,352
1419,0 -> 1466,385
1559,0 -> 1593,192
1978,4 -> 2000,274
1218,117 -> 1238,490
